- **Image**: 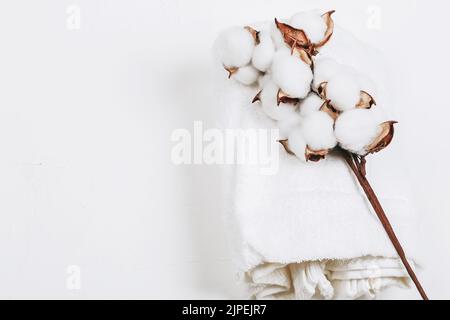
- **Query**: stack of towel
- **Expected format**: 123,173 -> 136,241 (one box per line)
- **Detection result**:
213,19 -> 420,300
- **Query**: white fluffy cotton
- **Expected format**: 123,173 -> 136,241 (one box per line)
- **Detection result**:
287,127 -> 307,162
289,11 -> 327,43
326,73 -> 361,111
217,27 -> 255,68
334,109 -> 380,155
298,94 -> 324,117
270,22 -> 287,49
271,49 -> 313,99
260,80 -> 298,121
356,74 -> 378,98
278,114 -> 302,140
258,73 -> 272,88
312,58 -> 342,89
232,65 -> 260,85
301,111 -> 337,150
252,31 -> 276,72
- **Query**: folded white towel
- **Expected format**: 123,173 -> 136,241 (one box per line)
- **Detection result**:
245,257 -> 410,300
214,20 -> 419,299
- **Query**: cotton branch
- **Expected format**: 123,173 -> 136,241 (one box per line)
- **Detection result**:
342,150 -> 428,300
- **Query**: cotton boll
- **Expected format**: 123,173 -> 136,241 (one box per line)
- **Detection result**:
278,114 -> 302,140
287,127 -> 307,162
259,80 -> 279,106
260,80 -> 298,121
356,74 -> 378,98
258,73 -> 272,88
301,111 -> 337,150
252,31 -> 276,72
289,11 -> 327,43
270,22 -> 286,49
334,109 -> 380,155
271,49 -> 313,99
312,58 -> 342,89
262,102 -> 298,122
326,73 -> 361,111
217,27 -> 255,68
299,94 -> 324,117
232,65 -> 260,85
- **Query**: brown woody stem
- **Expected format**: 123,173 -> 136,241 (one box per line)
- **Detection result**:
343,150 -> 429,300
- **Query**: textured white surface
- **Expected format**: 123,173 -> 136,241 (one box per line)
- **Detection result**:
0,0 -> 449,300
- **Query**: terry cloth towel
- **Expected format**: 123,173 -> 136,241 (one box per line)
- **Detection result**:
213,21 -> 420,300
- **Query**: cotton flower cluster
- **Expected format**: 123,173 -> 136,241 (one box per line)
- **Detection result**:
217,10 -> 396,162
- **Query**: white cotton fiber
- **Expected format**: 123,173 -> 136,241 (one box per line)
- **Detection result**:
232,65 -> 260,85
262,101 -> 298,122
278,114 -> 302,140
289,11 -> 327,43
356,74 -> 378,98
326,73 -> 361,111
312,58 -> 342,89
334,109 -> 380,155
258,73 -> 272,88
252,31 -> 276,72
270,22 -> 287,49
260,80 -> 298,121
299,94 -> 325,117
217,27 -> 255,68
271,48 -> 313,99
301,111 -> 337,150
287,127 -> 307,162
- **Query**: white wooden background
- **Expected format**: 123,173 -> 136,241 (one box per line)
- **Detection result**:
0,0 -> 448,299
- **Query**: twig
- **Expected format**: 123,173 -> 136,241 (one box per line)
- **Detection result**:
343,150 -> 429,300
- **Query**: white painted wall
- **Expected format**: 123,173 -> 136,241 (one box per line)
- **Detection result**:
0,0 -> 448,299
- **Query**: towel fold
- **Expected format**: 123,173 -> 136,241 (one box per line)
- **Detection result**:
214,20 -> 419,299
246,257 -> 410,300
